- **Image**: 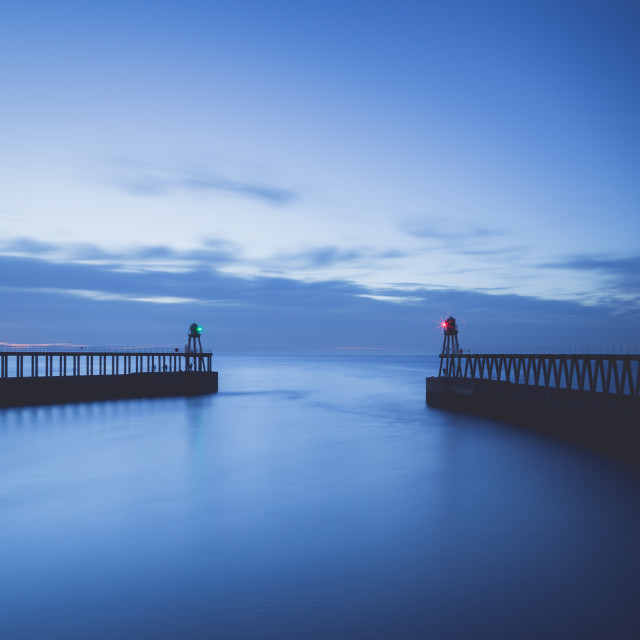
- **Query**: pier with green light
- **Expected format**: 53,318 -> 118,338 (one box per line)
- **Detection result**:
0,323 -> 218,408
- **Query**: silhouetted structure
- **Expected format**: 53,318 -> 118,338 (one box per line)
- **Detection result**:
439,316 -> 459,373
0,325 -> 218,408
186,322 -> 205,372
427,317 -> 640,466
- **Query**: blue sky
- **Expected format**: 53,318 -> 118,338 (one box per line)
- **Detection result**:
1,1 -> 639,352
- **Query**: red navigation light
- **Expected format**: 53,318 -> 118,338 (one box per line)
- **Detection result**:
442,316 -> 457,336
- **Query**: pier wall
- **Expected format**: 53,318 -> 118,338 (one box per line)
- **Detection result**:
0,371 -> 218,408
426,376 -> 640,465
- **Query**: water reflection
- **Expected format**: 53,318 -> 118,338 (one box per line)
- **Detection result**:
0,355 -> 639,640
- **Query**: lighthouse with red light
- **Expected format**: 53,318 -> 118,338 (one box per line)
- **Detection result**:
441,316 -> 459,355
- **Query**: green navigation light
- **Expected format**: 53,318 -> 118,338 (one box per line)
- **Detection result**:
189,322 -> 203,338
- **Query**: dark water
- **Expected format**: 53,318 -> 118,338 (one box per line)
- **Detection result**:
1,355 -> 639,639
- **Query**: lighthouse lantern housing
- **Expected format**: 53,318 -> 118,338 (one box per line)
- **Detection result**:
440,315 -> 460,357
443,316 -> 457,336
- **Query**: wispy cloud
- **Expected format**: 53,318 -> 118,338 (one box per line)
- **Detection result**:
545,255 -> 640,288
542,254 -> 640,309
401,215 -> 505,243
0,237 -> 239,270
1,250 -> 638,350
272,245 -> 410,270
44,289 -> 201,305
357,294 -> 425,304
110,163 -> 298,206
302,247 -> 364,267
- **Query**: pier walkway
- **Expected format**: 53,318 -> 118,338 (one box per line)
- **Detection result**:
438,352 -> 640,399
0,347 -> 213,379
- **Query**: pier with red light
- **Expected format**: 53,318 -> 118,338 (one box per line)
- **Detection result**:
426,317 -> 640,466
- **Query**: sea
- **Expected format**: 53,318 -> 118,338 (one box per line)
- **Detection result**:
1,354 -> 639,640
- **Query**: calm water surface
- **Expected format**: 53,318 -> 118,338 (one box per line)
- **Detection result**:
1,355 -> 639,639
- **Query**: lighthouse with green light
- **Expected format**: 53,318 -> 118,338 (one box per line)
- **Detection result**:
187,322 -> 204,371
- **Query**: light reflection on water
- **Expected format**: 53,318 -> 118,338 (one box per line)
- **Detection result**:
1,355 -> 639,639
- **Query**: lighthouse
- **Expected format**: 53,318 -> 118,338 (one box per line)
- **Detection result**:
186,323 -> 205,371
440,316 -> 460,355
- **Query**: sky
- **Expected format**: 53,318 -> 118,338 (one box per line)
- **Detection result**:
1,0 -> 639,352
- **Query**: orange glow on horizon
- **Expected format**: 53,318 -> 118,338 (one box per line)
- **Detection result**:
0,342 -> 89,348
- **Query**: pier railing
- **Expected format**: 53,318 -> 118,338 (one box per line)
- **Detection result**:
439,353 -> 640,399
0,348 -> 213,379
